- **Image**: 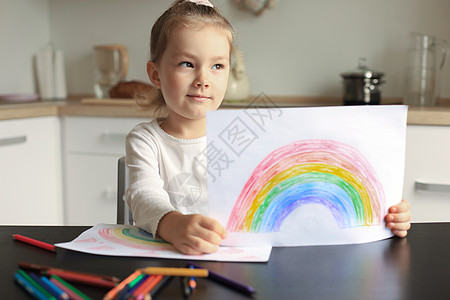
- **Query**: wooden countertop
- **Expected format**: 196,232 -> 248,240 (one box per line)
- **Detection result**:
0,99 -> 151,120
1,96 -> 450,126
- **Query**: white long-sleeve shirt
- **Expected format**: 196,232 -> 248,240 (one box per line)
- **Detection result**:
125,120 -> 208,236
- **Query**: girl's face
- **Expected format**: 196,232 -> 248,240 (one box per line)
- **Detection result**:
148,25 -> 231,122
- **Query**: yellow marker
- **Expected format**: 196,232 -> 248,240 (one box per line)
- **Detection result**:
138,267 -> 209,277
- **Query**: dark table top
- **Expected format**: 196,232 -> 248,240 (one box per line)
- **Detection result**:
2,223 -> 450,300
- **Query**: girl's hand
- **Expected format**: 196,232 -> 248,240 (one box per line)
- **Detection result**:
385,199 -> 412,238
157,212 -> 227,255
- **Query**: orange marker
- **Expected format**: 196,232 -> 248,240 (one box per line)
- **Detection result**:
132,275 -> 163,299
103,270 -> 141,300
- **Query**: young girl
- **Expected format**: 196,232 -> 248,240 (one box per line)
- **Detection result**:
126,0 -> 411,255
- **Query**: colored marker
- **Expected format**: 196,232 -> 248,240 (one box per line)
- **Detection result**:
50,277 -> 85,300
22,270 -> 56,300
188,265 -> 197,291
117,274 -> 146,300
13,234 -> 56,252
14,272 -> 49,300
180,276 -> 192,298
50,274 -> 92,300
138,267 -> 208,277
45,269 -> 117,289
19,262 -> 120,283
132,275 -> 163,300
149,276 -> 172,299
187,262 -> 256,295
40,276 -> 70,300
103,270 -> 141,300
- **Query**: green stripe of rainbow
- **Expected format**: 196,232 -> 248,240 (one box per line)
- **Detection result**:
226,139 -> 385,232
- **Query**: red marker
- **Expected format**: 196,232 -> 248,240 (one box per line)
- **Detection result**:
12,234 -> 56,252
45,269 -> 117,289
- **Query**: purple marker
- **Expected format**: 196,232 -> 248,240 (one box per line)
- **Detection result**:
187,262 -> 256,295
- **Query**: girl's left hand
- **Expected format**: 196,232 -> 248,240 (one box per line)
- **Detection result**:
385,199 -> 412,237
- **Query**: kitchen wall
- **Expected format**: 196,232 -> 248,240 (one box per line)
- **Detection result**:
3,0 -> 450,100
0,0 -> 50,94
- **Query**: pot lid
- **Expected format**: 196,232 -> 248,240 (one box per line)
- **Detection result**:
341,57 -> 384,79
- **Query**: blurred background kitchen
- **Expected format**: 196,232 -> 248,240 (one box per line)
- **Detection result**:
1,0 -> 449,226
2,0 -> 450,101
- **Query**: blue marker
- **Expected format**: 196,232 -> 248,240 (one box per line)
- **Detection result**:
29,272 -> 56,300
40,276 -> 70,300
188,265 -> 197,291
14,272 -> 50,300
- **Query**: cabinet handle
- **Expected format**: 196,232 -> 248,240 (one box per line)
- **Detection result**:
103,187 -> 117,199
415,181 -> 450,193
0,135 -> 27,147
101,132 -> 127,141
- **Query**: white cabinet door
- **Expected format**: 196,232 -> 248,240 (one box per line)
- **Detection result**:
64,154 -> 119,224
0,117 -> 62,224
403,125 -> 450,222
63,116 -> 139,154
62,116 -> 149,225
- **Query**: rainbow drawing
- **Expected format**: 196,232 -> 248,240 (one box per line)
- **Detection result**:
226,139 -> 385,233
98,226 -> 172,250
56,224 -> 273,262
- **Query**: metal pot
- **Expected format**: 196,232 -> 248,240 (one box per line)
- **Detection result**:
341,58 -> 384,105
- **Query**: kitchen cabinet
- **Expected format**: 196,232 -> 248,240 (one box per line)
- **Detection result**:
62,116 -> 148,225
403,125 -> 450,222
0,116 -> 62,224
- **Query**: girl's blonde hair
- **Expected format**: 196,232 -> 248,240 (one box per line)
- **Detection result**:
138,0 -> 235,114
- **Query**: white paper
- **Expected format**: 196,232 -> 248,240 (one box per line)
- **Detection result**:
35,48 -> 54,99
206,105 -> 408,247
54,50 -> 67,99
35,46 -> 67,100
55,224 -> 272,262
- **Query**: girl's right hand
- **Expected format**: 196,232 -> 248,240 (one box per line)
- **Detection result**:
157,211 -> 227,255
